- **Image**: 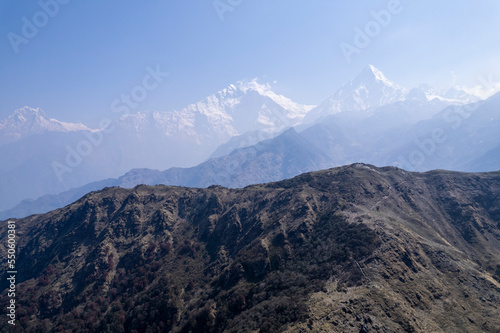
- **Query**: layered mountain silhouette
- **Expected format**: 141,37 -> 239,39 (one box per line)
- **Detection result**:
3,90 -> 499,220
0,81 -> 313,212
1,164 -> 499,332
0,128 -> 333,219
0,65 -> 494,216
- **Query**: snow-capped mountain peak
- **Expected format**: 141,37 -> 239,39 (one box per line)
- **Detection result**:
304,65 -> 482,124
0,106 -> 93,145
349,64 -> 407,94
119,79 -> 316,145
234,78 -> 315,118
304,65 -> 407,123
368,64 -> 385,80
8,106 -> 49,126
185,79 -> 315,133
358,65 -> 401,89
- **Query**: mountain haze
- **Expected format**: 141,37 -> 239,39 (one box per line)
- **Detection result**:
0,128 -> 334,219
0,81 -> 313,212
0,66 -> 489,216
2,89 -> 500,219
0,107 -> 92,146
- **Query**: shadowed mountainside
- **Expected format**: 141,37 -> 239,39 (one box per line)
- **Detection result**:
1,164 -> 500,332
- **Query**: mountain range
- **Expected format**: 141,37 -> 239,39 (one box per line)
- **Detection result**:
0,127 -> 332,219
3,88 -> 499,220
1,164 -> 499,332
2,65 -> 500,332
0,80 -> 314,212
0,65 -> 495,217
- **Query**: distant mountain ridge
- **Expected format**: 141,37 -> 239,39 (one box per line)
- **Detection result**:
0,128 -> 334,219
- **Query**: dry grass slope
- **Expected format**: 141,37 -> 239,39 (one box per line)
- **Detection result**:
1,163 -> 499,332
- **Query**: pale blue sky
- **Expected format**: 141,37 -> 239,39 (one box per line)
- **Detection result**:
1,0 -> 500,126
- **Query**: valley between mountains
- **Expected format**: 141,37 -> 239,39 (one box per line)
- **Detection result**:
1,164 -> 500,332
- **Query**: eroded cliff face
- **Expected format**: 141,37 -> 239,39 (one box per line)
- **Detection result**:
1,164 -> 500,332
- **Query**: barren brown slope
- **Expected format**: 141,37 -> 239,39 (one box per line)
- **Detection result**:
1,164 -> 500,332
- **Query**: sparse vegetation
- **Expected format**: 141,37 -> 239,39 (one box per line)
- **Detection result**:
1,164 -> 500,332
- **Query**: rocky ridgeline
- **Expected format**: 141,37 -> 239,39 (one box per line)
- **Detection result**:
1,164 -> 500,332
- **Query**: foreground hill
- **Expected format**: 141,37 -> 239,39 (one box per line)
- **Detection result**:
1,164 -> 500,332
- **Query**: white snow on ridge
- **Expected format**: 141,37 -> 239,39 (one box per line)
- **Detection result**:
113,78 -> 315,147
0,106 -> 93,135
420,85 -> 479,105
304,65 -> 481,123
56,120 -> 94,132
368,64 -> 401,90
462,83 -> 500,100
0,106 -> 97,146
304,65 -> 408,123
3,67 -> 487,149
236,79 -> 315,118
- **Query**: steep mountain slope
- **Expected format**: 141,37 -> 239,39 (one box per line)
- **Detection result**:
298,97 -> 451,165
118,126 -> 333,189
208,129 -> 279,160
1,164 -> 500,332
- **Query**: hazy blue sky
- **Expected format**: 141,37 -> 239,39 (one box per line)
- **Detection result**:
1,0 -> 500,126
